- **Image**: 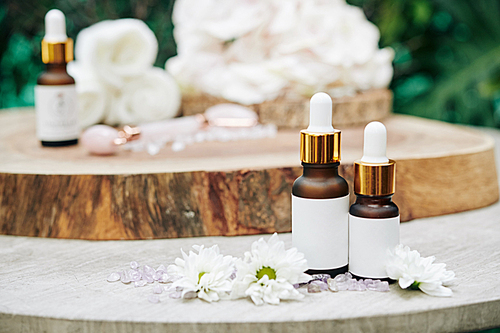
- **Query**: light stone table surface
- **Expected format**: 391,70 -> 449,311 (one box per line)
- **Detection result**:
1,127 -> 500,333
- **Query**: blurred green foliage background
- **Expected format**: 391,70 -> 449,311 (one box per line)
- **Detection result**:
1,0 -> 500,127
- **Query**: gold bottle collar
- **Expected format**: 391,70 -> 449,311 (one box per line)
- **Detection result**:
300,130 -> 341,164
354,160 -> 396,196
41,38 -> 74,64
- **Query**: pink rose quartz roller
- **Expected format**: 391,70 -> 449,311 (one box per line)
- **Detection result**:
81,104 -> 259,155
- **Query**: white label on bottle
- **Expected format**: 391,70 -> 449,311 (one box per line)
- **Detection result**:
292,194 -> 349,270
35,85 -> 79,141
349,214 -> 400,278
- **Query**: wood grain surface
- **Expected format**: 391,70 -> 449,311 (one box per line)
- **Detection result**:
1,183 -> 500,333
0,109 -> 498,240
181,89 -> 393,128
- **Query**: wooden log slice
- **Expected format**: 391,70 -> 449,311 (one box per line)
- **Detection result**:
0,109 -> 497,240
181,89 -> 393,129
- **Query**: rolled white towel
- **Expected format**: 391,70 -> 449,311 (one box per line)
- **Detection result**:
107,67 -> 181,125
75,19 -> 158,88
67,61 -> 110,128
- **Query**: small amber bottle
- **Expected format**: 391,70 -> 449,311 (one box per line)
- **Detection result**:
292,92 -> 349,277
35,9 -> 79,147
349,121 -> 399,281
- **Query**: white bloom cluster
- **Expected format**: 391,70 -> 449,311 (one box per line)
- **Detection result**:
166,0 -> 394,105
167,245 -> 235,302
167,233 -> 310,305
231,233 -> 310,305
70,19 -> 181,127
386,244 -> 456,297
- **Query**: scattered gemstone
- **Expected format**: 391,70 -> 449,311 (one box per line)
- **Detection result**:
327,278 -> 338,292
377,281 -> 390,292
147,142 -> 161,156
143,265 -> 155,276
148,295 -> 160,304
135,280 -> 147,287
157,272 -> 170,283
337,283 -> 348,291
310,280 -> 328,291
152,284 -> 163,294
143,273 -> 155,283
129,270 -> 142,282
156,264 -> 166,272
107,272 -> 121,282
333,274 -> 347,283
130,261 -> 139,270
172,141 -> 186,152
310,274 -> 330,283
120,271 -> 131,284
307,282 -> 322,293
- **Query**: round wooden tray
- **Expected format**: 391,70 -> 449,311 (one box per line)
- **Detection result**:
181,89 -> 392,128
0,109 -> 497,240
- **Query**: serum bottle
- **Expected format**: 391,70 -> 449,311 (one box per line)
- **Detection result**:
349,121 -> 399,281
35,9 -> 79,147
292,92 -> 349,277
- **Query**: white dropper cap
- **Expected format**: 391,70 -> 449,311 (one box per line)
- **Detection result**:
361,121 -> 389,163
44,9 -> 67,42
307,92 -> 334,133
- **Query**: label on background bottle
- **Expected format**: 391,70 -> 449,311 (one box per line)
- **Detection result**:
292,194 -> 349,270
35,85 -> 79,141
349,214 -> 400,278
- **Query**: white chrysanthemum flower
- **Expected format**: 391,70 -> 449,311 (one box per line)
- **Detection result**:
167,244 -> 235,302
231,233 -> 310,305
386,244 -> 455,297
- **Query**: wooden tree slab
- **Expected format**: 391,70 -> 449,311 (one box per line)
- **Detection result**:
181,89 -> 392,128
0,109 -> 497,240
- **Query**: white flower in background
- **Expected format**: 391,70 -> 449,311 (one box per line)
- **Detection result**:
167,244 -> 235,302
67,61 -> 109,128
347,48 -> 395,90
167,0 -> 394,104
72,19 -> 181,126
107,67 -> 181,125
386,244 -> 455,297
231,233 -> 310,305
172,0 -> 267,44
75,19 -> 158,88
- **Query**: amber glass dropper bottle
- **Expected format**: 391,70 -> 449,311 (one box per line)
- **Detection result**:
35,9 -> 79,147
349,121 -> 399,281
292,92 -> 349,277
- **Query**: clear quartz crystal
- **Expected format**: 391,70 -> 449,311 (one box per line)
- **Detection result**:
147,142 -> 162,155
171,141 -> 186,152
157,272 -> 169,283
143,273 -> 154,283
130,261 -> 139,270
152,284 -> 163,294
107,272 -> 121,282
311,280 -> 328,291
134,280 -> 147,287
327,278 -> 338,292
307,282 -> 322,293
310,274 -> 330,283
120,270 -> 131,284
129,270 -> 142,282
